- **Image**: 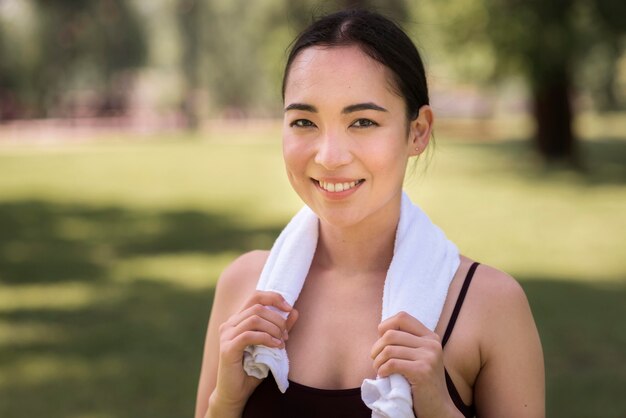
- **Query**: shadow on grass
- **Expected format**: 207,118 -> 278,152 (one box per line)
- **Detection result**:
465,138 -> 626,185
0,279 -> 215,417
0,200 -> 282,285
0,198 -> 286,417
520,278 -> 626,418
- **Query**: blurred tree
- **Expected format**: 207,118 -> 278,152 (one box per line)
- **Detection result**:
343,0 -> 408,20
201,0 -> 282,115
38,0 -> 147,117
0,18 -> 19,119
177,0 -> 201,129
0,1 -> 39,120
423,0 -> 626,166
579,2 -> 625,111
0,0 -> 147,118
284,0 -> 409,31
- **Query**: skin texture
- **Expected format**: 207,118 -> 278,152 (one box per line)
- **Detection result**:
194,46 -> 545,418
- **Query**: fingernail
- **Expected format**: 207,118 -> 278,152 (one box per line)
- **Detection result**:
272,337 -> 283,346
283,329 -> 289,340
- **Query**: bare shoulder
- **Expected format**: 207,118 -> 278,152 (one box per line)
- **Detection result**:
467,262 -> 535,344
471,262 -> 529,310
217,250 -> 269,288
466,262 -> 545,417
214,250 -> 270,310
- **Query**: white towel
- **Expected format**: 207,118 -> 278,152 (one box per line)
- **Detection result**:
242,205 -> 318,392
243,192 -> 460,417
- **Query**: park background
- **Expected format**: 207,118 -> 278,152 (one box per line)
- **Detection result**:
0,0 -> 625,417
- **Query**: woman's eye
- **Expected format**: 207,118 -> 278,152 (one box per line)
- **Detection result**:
290,119 -> 315,128
351,118 -> 377,128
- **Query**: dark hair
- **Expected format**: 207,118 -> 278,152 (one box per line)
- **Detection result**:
282,9 -> 429,120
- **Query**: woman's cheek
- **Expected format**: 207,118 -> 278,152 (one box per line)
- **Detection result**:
283,132 -> 314,164
282,136 -> 310,190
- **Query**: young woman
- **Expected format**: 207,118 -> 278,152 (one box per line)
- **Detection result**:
195,9 -> 544,418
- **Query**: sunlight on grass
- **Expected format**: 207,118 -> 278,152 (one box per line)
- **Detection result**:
0,282 -> 112,312
405,140 -> 626,281
0,134 -> 296,218
0,322 -> 66,347
112,252 -> 238,289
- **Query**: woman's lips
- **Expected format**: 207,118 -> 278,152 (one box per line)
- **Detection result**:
312,178 -> 365,194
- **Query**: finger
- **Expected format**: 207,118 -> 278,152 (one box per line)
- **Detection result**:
228,303 -> 288,333
284,309 -> 299,340
378,311 -> 437,340
376,357 -> 417,379
228,313 -> 285,342
244,291 -> 292,313
226,330 -> 284,355
372,345 -> 417,372
370,329 -> 421,359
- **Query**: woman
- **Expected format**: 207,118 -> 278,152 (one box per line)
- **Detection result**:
195,9 -> 544,418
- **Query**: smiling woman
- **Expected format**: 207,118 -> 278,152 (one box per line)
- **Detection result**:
194,8 -> 544,418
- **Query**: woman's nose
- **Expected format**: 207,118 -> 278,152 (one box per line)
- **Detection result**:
314,130 -> 353,170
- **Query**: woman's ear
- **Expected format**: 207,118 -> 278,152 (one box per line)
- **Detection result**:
408,105 -> 434,156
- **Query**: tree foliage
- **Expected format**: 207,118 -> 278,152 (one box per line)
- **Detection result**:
1,0 -> 624,165
416,0 -> 626,164
0,0 -> 147,118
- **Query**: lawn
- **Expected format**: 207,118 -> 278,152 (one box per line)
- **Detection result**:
0,127 -> 625,417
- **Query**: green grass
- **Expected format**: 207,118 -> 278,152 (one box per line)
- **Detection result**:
0,129 -> 624,417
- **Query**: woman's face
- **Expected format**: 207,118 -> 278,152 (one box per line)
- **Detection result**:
282,45 -> 421,229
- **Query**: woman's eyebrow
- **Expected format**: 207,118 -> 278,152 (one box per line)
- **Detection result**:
284,103 -> 317,112
342,102 -> 388,113
284,102 -> 388,113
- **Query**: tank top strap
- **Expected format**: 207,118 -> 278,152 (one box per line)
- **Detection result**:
441,262 -> 480,348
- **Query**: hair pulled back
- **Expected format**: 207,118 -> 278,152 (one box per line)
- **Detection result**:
282,9 -> 429,120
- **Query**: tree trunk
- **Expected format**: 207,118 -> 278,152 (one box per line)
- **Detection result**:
178,0 -> 200,131
531,69 -> 579,166
343,0 -> 367,7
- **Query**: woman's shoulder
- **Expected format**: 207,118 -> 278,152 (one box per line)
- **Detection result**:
216,250 -> 270,293
446,258 -> 533,351
470,261 -> 528,304
454,257 -> 528,314
463,260 -> 539,357
462,260 -> 531,325
460,262 -> 544,414
219,250 -> 270,283
213,250 -> 270,311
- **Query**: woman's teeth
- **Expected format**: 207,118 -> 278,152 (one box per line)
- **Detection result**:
318,180 -> 361,192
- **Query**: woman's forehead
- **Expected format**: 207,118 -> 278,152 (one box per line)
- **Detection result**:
284,45 -> 400,105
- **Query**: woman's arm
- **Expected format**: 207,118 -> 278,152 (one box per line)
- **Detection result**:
370,263 -> 544,418
472,266 -> 545,417
194,251 -> 296,418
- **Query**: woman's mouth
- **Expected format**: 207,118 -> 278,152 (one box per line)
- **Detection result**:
313,178 -> 365,193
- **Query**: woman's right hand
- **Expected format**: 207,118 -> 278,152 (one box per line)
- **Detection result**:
209,291 -> 298,414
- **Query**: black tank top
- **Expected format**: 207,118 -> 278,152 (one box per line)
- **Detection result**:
242,262 -> 480,418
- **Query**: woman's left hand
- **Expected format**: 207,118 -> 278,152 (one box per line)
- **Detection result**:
370,311 -> 460,418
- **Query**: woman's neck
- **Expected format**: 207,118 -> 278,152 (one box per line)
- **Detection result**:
314,198 -> 401,277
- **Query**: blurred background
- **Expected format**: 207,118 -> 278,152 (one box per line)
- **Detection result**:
0,0 -> 624,417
